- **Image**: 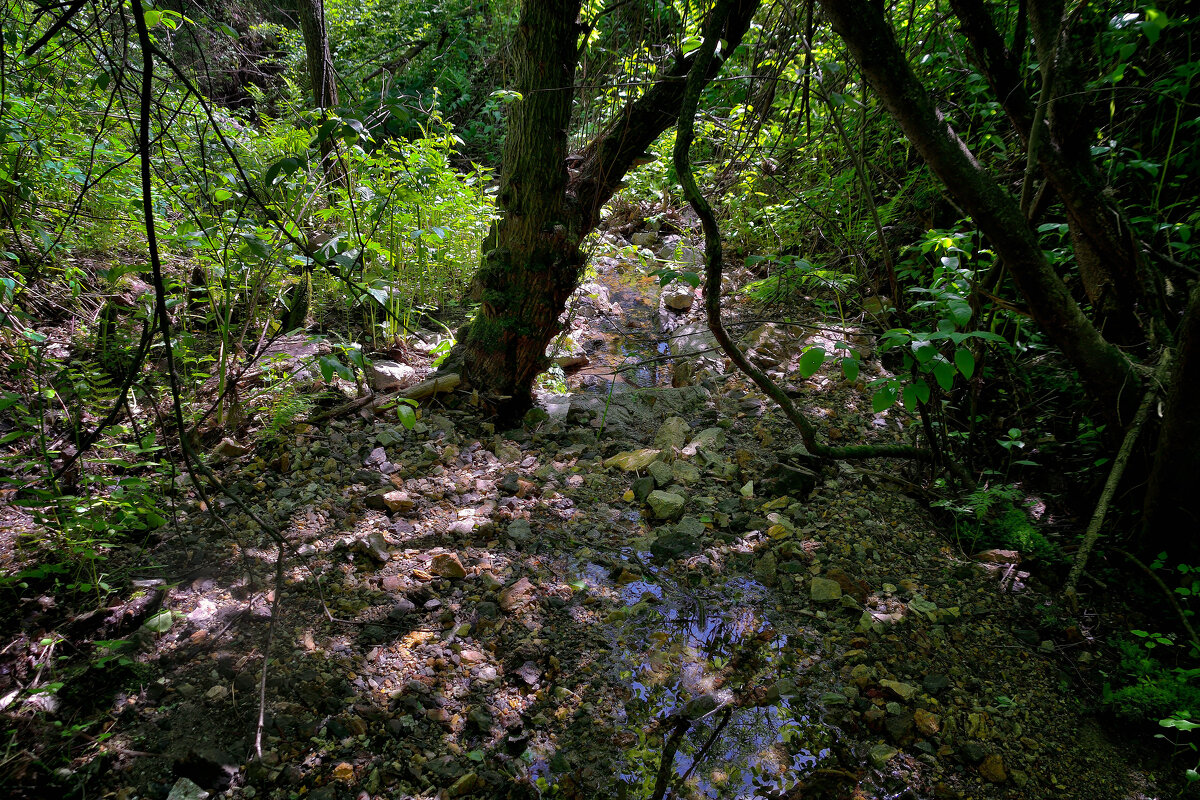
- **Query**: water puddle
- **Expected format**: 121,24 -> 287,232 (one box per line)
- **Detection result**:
568,260 -> 672,394
532,555 -> 855,799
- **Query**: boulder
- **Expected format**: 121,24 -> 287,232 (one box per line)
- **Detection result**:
367,360 -> 417,392
654,416 -> 691,450
647,490 -> 686,520
604,449 -> 661,471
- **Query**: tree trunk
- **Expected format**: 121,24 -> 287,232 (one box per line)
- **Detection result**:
297,0 -> 343,187
447,0 -> 585,420
445,0 -> 760,419
1143,281 -> 1200,559
816,0 -> 1140,419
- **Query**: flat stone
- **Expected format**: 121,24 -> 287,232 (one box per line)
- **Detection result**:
507,519 -> 532,541
682,427 -> 726,457
499,577 -> 536,612
382,491 -> 414,512
647,490 -> 686,520
604,449 -> 662,471
880,679 -> 918,701
810,577 -> 843,603
430,553 -> 466,580
868,743 -> 898,769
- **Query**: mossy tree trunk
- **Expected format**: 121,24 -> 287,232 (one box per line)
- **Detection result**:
445,0 -> 760,419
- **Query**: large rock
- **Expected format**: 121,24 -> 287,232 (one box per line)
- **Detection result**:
630,231 -> 658,247
430,553 -> 466,580
647,490 -> 686,520
810,577 -> 843,603
604,449 -> 662,471
738,323 -> 797,369
654,416 -> 691,450
650,529 -> 699,560
682,427 -> 726,457
662,284 -> 694,311
499,577 -> 536,612
367,360 -> 417,392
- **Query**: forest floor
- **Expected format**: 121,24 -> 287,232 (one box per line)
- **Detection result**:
0,235 -> 1188,800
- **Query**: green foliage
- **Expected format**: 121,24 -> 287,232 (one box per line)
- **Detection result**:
935,484 -> 1061,562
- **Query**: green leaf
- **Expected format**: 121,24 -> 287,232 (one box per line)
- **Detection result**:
468,749 -> 484,762
841,357 -> 859,382
872,386 -> 897,413
799,347 -> 825,378
913,379 -> 930,405
142,609 -> 173,634
143,9 -> 163,28
913,343 -> 937,364
954,348 -> 975,379
933,361 -> 956,391
396,403 -> 416,430
901,384 -> 919,411
213,189 -> 232,202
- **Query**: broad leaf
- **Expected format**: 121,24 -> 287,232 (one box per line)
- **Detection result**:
872,385 -> 897,412
954,347 -> 975,379
799,347 -> 826,378
933,361 -> 956,391
841,356 -> 859,382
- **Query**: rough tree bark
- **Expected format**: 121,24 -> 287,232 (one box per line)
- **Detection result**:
444,0 -> 760,419
297,0 -> 343,186
815,0 -> 1141,419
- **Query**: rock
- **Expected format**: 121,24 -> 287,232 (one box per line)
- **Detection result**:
507,519 -> 532,541
671,460 -> 701,485
331,762 -> 355,782
604,449 -> 662,471
662,284 -> 694,311
382,491 -> 414,512
978,753 -> 1007,783
205,685 -> 228,701
448,772 -> 483,797
359,532 -> 391,563
880,679 -> 918,701
868,743 -> 899,769
654,416 -> 691,450
647,491 -> 686,520
387,599 -> 416,620
631,476 -> 655,503
650,530 -> 699,560
166,778 -> 210,800
174,747 -> 239,792
974,549 -> 1021,564
960,742 -> 988,764
914,708 -> 941,736
738,323 -> 796,368
631,231 -> 658,247
364,446 -> 388,466
647,460 -> 673,488
682,427 -> 726,457
499,577 -> 536,612
430,553 -> 466,580
923,674 -> 949,695
810,577 -> 843,603
367,360 -> 416,392
213,438 -> 251,458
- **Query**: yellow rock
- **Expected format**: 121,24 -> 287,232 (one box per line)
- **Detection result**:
622,489 -> 635,502
332,762 -> 355,782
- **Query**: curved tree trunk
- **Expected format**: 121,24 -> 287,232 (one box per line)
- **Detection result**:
445,0 -> 760,419
816,0 -> 1140,420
